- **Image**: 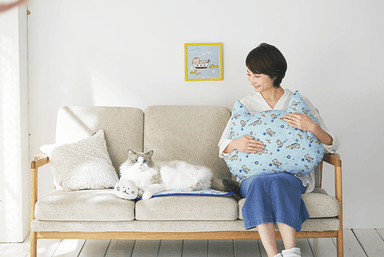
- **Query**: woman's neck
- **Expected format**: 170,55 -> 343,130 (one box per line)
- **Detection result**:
260,86 -> 284,109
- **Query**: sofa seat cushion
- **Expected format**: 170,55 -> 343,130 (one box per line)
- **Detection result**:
35,189 -> 135,221
135,196 -> 238,221
238,188 -> 339,219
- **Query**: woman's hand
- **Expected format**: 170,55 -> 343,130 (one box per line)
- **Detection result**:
224,135 -> 265,154
283,113 -> 333,146
283,113 -> 316,132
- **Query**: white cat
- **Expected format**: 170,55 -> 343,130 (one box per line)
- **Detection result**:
119,150 -> 214,199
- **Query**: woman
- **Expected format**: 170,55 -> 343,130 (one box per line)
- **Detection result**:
218,43 -> 339,257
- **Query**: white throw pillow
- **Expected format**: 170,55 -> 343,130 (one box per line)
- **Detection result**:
40,129 -> 119,191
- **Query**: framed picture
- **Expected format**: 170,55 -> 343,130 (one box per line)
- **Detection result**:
185,43 -> 223,81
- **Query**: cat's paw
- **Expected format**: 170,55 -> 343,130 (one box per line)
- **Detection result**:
137,190 -> 144,197
189,181 -> 200,191
142,192 -> 153,200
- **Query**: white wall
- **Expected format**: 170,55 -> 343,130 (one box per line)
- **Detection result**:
28,0 -> 384,228
0,5 -> 29,242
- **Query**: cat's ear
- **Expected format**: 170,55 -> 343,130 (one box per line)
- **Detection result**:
128,149 -> 136,156
146,150 -> 154,158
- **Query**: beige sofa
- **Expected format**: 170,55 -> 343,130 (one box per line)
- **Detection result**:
30,105 -> 343,257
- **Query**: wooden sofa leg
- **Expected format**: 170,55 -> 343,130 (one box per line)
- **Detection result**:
337,228 -> 343,257
30,231 -> 37,257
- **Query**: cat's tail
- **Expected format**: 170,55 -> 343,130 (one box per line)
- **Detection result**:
210,176 -> 226,192
221,178 -> 242,201
209,174 -> 241,201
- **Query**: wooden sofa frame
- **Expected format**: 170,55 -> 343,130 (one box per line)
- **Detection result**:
30,153 -> 342,257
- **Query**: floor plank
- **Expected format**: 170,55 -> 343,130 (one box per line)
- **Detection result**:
0,243 -> 9,256
233,239 -> 261,257
105,240 -> 135,257
158,240 -> 182,257
79,239 -> 111,257
334,229 -> 367,257
52,239 -> 86,257
131,240 -> 160,257
2,229 -> 383,257
1,234 -> 30,257
208,239 -> 234,257
296,239 -> 314,257
30,239 -> 62,257
377,228 -> 384,240
308,238 -> 335,257
353,229 -> 384,257
182,240 -> 208,257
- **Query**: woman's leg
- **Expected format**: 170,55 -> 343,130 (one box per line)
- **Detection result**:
277,222 -> 296,250
277,223 -> 302,256
257,223 -> 279,257
258,223 -> 298,257
240,174 -> 307,256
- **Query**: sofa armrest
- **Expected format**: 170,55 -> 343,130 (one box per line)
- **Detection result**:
321,153 -> 342,199
323,153 -> 341,168
30,154 -> 49,224
31,154 -> 49,169
321,153 -> 343,248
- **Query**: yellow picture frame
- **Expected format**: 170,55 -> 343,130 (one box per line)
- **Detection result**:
185,43 -> 223,81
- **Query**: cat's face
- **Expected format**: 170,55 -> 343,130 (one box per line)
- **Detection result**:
127,150 -> 154,170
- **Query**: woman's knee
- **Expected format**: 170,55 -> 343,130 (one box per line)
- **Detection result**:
241,175 -> 267,195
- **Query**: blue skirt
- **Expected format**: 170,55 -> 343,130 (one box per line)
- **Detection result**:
240,173 -> 309,232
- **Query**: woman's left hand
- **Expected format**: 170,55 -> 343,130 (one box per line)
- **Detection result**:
283,113 -> 316,132
284,113 -> 334,146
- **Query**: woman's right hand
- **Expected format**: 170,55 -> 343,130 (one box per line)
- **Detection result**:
224,135 -> 265,154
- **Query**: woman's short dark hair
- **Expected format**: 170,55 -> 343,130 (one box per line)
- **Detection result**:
246,43 -> 287,87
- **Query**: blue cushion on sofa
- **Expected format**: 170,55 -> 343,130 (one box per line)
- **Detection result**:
136,189 -> 233,199
226,91 -> 324,179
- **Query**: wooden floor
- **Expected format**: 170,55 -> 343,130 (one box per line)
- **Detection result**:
0,229 -> 383,257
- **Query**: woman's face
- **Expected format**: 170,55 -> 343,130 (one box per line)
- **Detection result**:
247,69 -> 275,93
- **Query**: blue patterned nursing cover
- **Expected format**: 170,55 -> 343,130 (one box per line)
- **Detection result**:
226,91 -> 324,179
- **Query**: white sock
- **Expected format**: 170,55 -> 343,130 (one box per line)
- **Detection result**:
282,247 -> 301,257
273,253 -> 283,257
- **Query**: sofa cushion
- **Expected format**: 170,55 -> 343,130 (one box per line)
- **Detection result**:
56,106 -> 144,172
238,188 -> 339,219
40,129 -> 119,191
144,105 -> 231,180
135,196 -> 238,221
35,189 -> 135,221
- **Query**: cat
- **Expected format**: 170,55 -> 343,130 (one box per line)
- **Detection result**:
192,57 -> 211,65
119,150 -> 225,199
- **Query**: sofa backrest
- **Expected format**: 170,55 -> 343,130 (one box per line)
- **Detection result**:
55,105 -> 231,179
144,105 -> 231,180
55,105 -> 320,187
56,106 -> 144,172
